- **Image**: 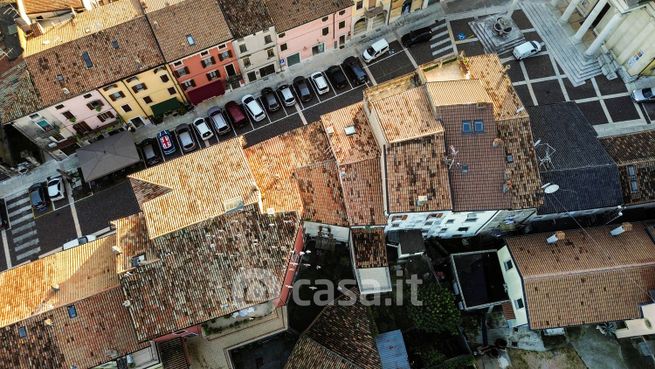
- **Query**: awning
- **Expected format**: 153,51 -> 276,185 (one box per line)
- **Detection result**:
151,97 -> 182,118
186,79 -> 225,105
77,131 -> 140,182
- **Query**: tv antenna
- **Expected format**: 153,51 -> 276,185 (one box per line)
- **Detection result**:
534,139 -> 556,170
444,145 -> 459,169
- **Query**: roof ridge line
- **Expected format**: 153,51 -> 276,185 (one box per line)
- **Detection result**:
524,262 -> 655,280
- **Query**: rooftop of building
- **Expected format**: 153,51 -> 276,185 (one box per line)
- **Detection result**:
244,122 -> 332,216
528,103 -> 623,214
506,223 -> 655,329
112,212 -> 152,274
0,63 -> 43,124
129,138 -> 260,239
284,290 -> 382,369
144,0 -> 233,62
451,250 -> 508,309
350,228 -> 388,269
339,158 -> 386,226
119,205 -> 300,341
218,0 -> 273,39
321,103 -> 379,166
295,160 -> 349,227
20,0 -> 87,14
0,234 -> 118,329
264,0 -> 351,32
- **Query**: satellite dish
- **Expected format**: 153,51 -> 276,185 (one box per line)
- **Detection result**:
543,183 -> 559,194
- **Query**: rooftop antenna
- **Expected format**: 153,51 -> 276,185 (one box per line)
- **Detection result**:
534,139 -> 556,170
444,145 -> 459,169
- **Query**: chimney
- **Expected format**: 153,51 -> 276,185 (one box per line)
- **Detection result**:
43,318 -> 53,326
610,222 -> 633,237
51,284 -> 60,292
122,300 -> 131,307
547,231 -> 565,244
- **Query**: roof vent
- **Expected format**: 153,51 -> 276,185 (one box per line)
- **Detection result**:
62,87 -> 70,95
42,39 -> 50,45
546,231 -> 565,244
325,126 -> 334,135
610,222 -> 632,236
44,318 -> 53,326
344,125 -> 356,136
266,207 -> 275,215
122,300 -> 131,308
493,138 -> 503,148
111,246 -> 122,254
416,195 -> 428,206
51,284 -> 60,292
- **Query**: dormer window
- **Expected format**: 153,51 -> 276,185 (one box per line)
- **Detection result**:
18,326 -> 27,338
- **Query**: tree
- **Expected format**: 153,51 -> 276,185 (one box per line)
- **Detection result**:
408,283 -> 461,334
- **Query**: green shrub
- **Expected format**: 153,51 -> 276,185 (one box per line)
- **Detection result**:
407,283 -> 461,334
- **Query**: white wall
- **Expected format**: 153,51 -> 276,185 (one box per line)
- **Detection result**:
233,26 -> 280,82
497,246 -> 528,327
385,210 -> 497,239
616,303 -> 655,338
303,221 -> 350,243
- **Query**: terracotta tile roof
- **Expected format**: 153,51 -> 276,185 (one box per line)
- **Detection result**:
285,290 -> 382,369
425,80 -> 493,106
0,286 -> 143,369
144,0 -> 233,62
21,0 -> 85,14
364,72 -> 417,104
600,130 -> 655,205
339,158 -> 386,226
0,63 -> 44,124
129,139 -> 260,239
351,228 -> 387,269
244,122 -> 333,215
321,103 -> 379,165
264,0 -> 351,32
120,205 -> 300,341
295,160 -> 349,227
385,134 -> 452,213
218,0 -> 273,39
370,86 -> 443,143
23,0 -> 164,106
506,223 -> 655,329
112,213 -> 153,274
0,234 -> 119,328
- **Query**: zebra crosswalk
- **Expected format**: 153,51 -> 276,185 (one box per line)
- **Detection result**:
4,192 -> 40,262
430,19 -> 456,59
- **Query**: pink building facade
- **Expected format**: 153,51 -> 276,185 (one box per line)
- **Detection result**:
170,42 -> 241,105
277,9 -> 352,69
45,90 -> 119,137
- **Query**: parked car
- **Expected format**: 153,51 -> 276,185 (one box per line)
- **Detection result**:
261,87 -> 281,112
513,41 -> 543,60
293,76 -> 314,102
139,138 -> 163,166
401,26 -> 433,47
225,101 -> 248,128
342,57 -> 369,85
310,72 -> 330,95
277,84 -> 296,107
631,87 -> 655,103
63,234 -> 97,250
175,124 -> 198,153
362,38 -> 389,63
157,130 -> 177,156
29,183 -> 48,212
242,94 -> 266,122
192,117 -> 214,140
207,106 -> 232,135
326,65 -> 348,89
46,176 -> 65,202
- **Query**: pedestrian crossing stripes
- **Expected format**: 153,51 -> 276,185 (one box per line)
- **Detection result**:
4,192 -> 40,262
431,19 -> 456,59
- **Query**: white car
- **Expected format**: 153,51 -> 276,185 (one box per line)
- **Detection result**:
241,94 -> 266,122
47,176 -> 65,201
631,87 -> 655,103
192,117 -> 214,140
362,38 -> 389,63
513,41 -> 543,60
63,235 -> 97,250
277,84 -> 296,107
310,72 -> 330,95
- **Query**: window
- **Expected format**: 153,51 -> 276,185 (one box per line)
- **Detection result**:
56,74 -> 64,82
67,305 -> 78,318
356,1 -> 363,9
206,70 -> 220,81
103,83 -> 117,92
62,111 -> 75,120
73,121 -> 92,135
506,154 -> 514,163
218,43 -> 226,49
111,39 -> 120,49
312,43 -> 324,56
627,165 -> 638,193
83,93 -> 92,99
86,100 -> 104,110
121,104 -> 132,113
173,61 -> 183,67
218,50 -> 232,61
143,96 -> 153,104
200,50 -> 209,56
264,35 -> 272,44
322,27 -> 329,36
504,259 -> 513,271
457,227 -> 469,232
627,165 -> 636,176
267,48 -> 275,59
466,213 -> 478,222
239,44 -> 247,53
630,179 -> 639,193
462,120 -> 472,133
460,164 -> 469,173
339,20 -> 346,29
18,326 -> 27,338
132,83 -> 147,93
446,219 -> 454,224
278,32 -> 285,38
514,298 -> 524,309
97,111 -> 115,122
322,16 -> 329,22
280,43 -> 287,52
427,213 -> 443,219
34,119 -> 54,131
186,34 -> 196,45
243,57 -> 251,68
125,77 -> 138,83
168,87 -> 177,95
287,53 -> 300,66
339,9 -> 346,15
55,104 -> 64,110
182,79 -> 196,90
174,67 -> 190,77
474,119 -> 484,132
160,74 -> 170,83
109,91 -> 125,101
391,215 -> 408,222
201,56 -> 216,68
81,51 -> 93,68
439,228 -> 447,233
247,71 -> 257,82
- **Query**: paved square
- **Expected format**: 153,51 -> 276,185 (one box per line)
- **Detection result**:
522,31 -> 543,44
505,60 -> 525,82
577,101 -> 608,125
450,17 -> 476,39
595,75 -> 627,95
604,96 -> 640,122
532,80 -> 566,105
564,78 -> 597,100
513,84 -> 534,106
524,55 -> 555,80
512,9 -> 533,30
456,41 -> 485,56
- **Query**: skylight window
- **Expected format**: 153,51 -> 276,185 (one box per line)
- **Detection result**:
474,119 -> 484,132
67,305 -> 78,319
186,34 -> 196,46
462,120 -> 472,133
82,51 -> 93,68
18,326 -> 27,338
111,39 -> 120,49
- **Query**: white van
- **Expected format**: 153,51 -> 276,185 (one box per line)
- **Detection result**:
513,41 -> 543,60
362,38 -> 390,63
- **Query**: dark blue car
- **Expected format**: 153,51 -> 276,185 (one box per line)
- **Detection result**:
157,130 -> 177,156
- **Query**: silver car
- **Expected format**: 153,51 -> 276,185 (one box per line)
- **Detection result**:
631,87 -> 655,103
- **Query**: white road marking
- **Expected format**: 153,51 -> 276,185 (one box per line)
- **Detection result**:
65,180 -> 82,237
404,47 -> 418,69
591,77 -> 614,124
295,104 -> 308,125
362,63 -> 377,85
2,230 -> 11,269
519,60 -> 538,106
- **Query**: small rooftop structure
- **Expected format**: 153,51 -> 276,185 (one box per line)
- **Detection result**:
78,131 -> 141,182
375,330 -> 410,369
350,228 -> 391,295
451,250 -> 509,310
386,229 -> 425,258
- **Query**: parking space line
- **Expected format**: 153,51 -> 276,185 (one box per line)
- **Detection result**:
590,78 -> 614,124
1,230 -> 11,269
403,47 -> 418,69
362,63 -> 377,85
548,51 -> 569,102
519,60 -> 538,106
340,65 -> 355,90
295,104 -> 308,125
65,180 -> 82,237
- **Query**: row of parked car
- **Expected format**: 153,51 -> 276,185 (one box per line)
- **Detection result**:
28,176 -> 65,212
